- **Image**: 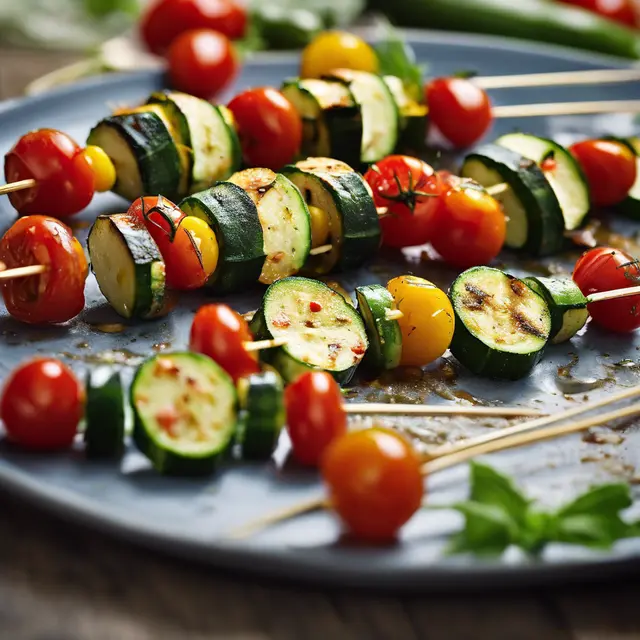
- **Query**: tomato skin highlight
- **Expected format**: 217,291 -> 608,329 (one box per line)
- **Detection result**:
1,358 -> 84,450
321,427 -> 424,542
363,155 -> 444,249
300,30 -> 378,79
189,304 -> 259,382
140,0 -> 247,54
430,183 -> 506,269
168,28 -> 238,100
569,139 -> 637,207
284,371 -> 347,467
227,88 -> 303,170
557,0 -> 636,27
573,247 -> 640,333
4,129 -> 95,217
425,77 -> 493,148
0,216 -> 87,324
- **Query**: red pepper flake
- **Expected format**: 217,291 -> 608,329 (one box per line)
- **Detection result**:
155,358 -> 181,377
541,157 -> 557,173
351,342 -> 366,356
156,405 -> 179,438
272,312 -> 291,329
309,301 -> 322,312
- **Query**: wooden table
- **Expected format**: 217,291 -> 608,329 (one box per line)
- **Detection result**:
1,46 -> 640,640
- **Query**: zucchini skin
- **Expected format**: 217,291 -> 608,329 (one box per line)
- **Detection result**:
449,267 -> 551,380
84,368 -> 126,459
616,137 -> 640,219
355,284 -> 402,372
180,183 -> 265,294
88,111 -> 183,201
463,144 -> 565,256
131,352 -> 237,476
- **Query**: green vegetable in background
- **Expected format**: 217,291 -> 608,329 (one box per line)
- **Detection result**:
436,462 -> 640,556
369,0 -> 640,60
375,26 -> 424,103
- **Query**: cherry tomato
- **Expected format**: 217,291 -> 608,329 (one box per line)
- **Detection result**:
300,31 -> 378,79
80,145 -> 116,193
227,88 -> 303,170
322,427 -> 423,541
387,275 -> 455,366
190,304 -> 260,382
573,247 -> 640,333
430,182 -> 506,269
1,358 -> 83,450
363,155 -> 445,249
557,0 -> 636,27
168,28 -> 238,100
425,77 -> 493,148
284,371 -> 347,467
570,139 -> 637,207
4,129 -> 95,217
0,216 -> 87,324
140,0 -> 247,54
128,195 -> 184,251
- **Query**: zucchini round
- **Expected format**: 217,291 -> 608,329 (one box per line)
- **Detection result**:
524,276 -> 589,344
249,276 -> 368,385
282,158 -> 380,274
88,213 -> 167,320
449,266 -> 552,380
355,284 -> 402,373
84,367 -> 126,459
461,144 -> 565,256
180,183 -> 265,294
383,75 -> 428,154
617,137 -> 640,219
237,370 -> 285,460
131,352 -> 238,475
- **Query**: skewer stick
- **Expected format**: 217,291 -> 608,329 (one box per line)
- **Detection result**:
243,337 -> 289,352
486,183 -> 510,197
0,178 -> 36,197
587,285 -> 640,304
0,264 -> 47,280
309,244 -> 333,256
474,68 -> 640,90
422,402 -> 640,475
384,309 -> 403,321
344,404 -> 542,417
493,100 -> 640,119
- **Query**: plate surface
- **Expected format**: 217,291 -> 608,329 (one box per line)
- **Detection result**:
2,31 -> 640,590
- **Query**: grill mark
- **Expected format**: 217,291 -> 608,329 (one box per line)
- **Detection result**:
463,283 -> 492,310
509,277 -> 528,297
511,310 -> 546,339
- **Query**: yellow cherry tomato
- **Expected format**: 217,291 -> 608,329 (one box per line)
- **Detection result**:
308,205 -> 330,247
181,215 -> 219,278
387,275 -> 455,367
300,31 -> 378,79
81,145 -> 116,192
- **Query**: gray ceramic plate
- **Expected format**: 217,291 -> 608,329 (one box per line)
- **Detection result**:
2,30 -> 640,591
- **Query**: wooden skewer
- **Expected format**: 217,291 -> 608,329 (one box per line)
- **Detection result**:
0,264 -> 47,280
309,244 -> 333,256
227,381 -> 640,539
243,336 -> 289,352
493,99 -> 640,119
474,68 -> 640,90
587,285 -> 640,304
0,178 -> 36,197
344,403 -> 542,417
486,183 -> 510,197
384,309 -> 403,321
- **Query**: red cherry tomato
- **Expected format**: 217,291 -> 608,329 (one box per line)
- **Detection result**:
168,28 -> 238,100
227,88 -> 303,170
1,358 -> 83,450
425,77 -> 493,148
284,371 -> 347,467
570,139 -> 637,207
128,196 -> 217,290
363,155 -> 445,248
189,304 -> 260,382
4,129 -> 95,217
430,182 -> 506,269
573,246 -> 640,333
321,427 -> 424,541
0,216 -> 87,324
557,0 -> 636,27
140,0 -> 247,54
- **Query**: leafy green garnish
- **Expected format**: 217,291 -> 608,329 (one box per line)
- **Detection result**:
438,462 -> 637,556
374,27 -> 424,103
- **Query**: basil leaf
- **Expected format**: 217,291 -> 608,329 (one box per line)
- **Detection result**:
468,462 -> 531,526
557,483 -> 632,519
552,513 -> 632,549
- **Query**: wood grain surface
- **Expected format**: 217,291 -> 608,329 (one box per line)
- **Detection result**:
1,46 -> 640,640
